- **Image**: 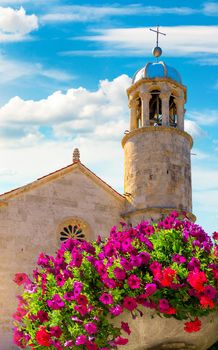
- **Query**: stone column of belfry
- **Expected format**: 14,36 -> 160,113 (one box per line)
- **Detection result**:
160,91 -> 171,126
139,91 -> 152,127
129,98 -> 138,130
175,97 -> 185,131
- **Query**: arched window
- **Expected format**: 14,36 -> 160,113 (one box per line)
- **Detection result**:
169,95 -> 177,127
58,218 -> 89,242
149,90 -> 162,126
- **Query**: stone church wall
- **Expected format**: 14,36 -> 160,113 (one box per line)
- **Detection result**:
0,169 -> 123,349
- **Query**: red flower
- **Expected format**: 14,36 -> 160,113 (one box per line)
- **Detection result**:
114,336 -> 128,345
35,327 -> 52,346
184,318 -> 201,333
200,296 -> 214,309
13,273 -> 29,286
187,271 -> 207,292
159,267 -> 176,287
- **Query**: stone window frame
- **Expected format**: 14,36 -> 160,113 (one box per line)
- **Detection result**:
57,217 -> 91,243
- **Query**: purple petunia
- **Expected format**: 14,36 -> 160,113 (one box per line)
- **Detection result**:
172,254 -> 186,264
99,293 -> 114,305
47,294 -> 65,310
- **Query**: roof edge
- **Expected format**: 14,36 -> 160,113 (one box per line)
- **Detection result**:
0,162 -> 125,203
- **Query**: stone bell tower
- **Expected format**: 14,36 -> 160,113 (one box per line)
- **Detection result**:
122,30 -> 194,225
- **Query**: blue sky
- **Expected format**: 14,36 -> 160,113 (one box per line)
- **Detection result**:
0,0 -> 218,233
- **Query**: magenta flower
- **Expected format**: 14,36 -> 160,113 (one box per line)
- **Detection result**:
76,294 -> 88,305
99,293 -> 114,305
213,232 -> 218,240
37,310 -> 49,323
64,340 -> 74,347
172,254 -> 186,264
139,252 -> 150,265
75,335 -> 87,346
144,225 -> 154,236
109,304 -> 123,316
121,238 -> 132,252
159,299 -> 170,312
56,274 -> 65,287
73,281 -> 83,298
187,257 -> 200,271
130,255 -> 142,267
50,326 -> 62,338
204,285 -> 216,299
103,277 -> 116,289
123,296 -> 137,311
121,321 -> 131,335
86,341 -> 98,350
47,294 -> 65,310
71,251 -> 83,268
64,291 -> 74,301
113,267 -> 126,280
127,274 -> 141,289
144,283 -> 157,296
120,257 -> 133,270
84,322 -> 97,334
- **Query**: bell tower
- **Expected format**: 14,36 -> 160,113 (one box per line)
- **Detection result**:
122,28 -> 195,225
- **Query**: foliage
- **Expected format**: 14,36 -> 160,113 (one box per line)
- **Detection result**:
13,212 -> 218,349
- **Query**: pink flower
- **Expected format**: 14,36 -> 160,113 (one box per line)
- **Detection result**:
64,340 -> 74,347
123,296 -> 137,311
103,278 -> 116,289
56,274 -> 65,287
121,321 -> 131,335
109,304 -> 123,316
13,273 -> 29,286
203,285 -> 216,299
144,225 -> 154,236
127,274 -> 141,289
139,252 -> 150,265
84,322 -> 97,334
64,291 -> 75,301
121,238 -> 132,252
75,335 -> 87,346
113,267 -> 126,280
99,293 -> 114,305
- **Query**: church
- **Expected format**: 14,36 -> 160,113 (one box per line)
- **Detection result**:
0,40 -> 197,349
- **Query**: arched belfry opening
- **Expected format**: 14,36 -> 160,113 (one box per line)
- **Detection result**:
169,94 -> 178,127
149,90 -> 162,126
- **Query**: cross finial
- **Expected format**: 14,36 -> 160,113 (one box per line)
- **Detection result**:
149,25 -> 166,59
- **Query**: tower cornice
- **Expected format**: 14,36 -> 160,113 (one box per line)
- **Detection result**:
127,77 -> 187,101
122,126 -> 193,149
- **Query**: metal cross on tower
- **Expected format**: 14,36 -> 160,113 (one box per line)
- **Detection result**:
149,25 -> 166,59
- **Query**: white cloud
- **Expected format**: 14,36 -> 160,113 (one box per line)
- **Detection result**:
0,74 -> 131,139
203,2 -> 218,15
66,26 -> 218,58
0,6 -> 38,42
41,5 -> 198,23
184,120 -> 205,138
187,110 -> 218,126
0,54 -> 74,83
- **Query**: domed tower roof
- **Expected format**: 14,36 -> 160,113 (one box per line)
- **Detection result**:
132,61 -> 182,85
